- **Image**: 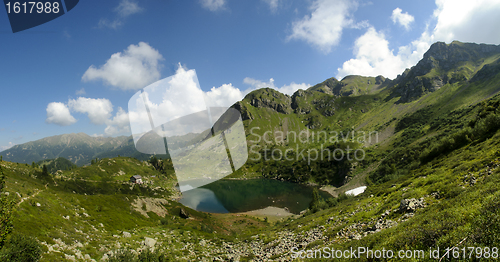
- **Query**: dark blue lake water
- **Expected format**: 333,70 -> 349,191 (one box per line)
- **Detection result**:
178,179 -> 332,214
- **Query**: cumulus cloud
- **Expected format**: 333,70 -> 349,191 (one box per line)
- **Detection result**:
262,0 -> 280,13
68,97 -> 114,125
391,8 -> 414,30
337,0 -> 500,79
46,102 -> 77,126
337,27 -> 430,79
99,0 -> 143,29
82,42 -> 163,90
205,83 -> 244,107
104,107 -> 131,136
432,0 -> 500,44
243,77 -> 310,96
200,0 -> 226,11
287,0 -> 357,53
51,64 -> 310,137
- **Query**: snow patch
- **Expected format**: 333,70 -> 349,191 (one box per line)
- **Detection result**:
345,186 -> 367,196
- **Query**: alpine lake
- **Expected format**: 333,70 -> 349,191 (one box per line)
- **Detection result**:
178,179 -> 332,214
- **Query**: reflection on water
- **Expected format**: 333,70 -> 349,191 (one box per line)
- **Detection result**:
179,186 -> 229,213
178,179 -> 332,214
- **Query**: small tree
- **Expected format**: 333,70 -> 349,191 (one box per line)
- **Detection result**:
0,234 -> 42,261
0,168 -> 14,249
309,188 -> 327,213
41,165 -> 49,177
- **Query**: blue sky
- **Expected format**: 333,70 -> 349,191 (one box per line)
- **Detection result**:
1,0 -> 500,151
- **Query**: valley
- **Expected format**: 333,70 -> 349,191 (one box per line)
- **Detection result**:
1,41 -> 500,261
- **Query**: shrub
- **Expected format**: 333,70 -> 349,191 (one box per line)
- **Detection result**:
108,249 -> 136,262
0,234 -> 42,262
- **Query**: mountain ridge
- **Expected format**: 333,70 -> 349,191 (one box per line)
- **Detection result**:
3,41 -> 500,170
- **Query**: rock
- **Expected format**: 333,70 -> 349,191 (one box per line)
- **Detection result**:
430,191 -> 441,199
143,237 -> 157,248
179,207 -> 190,219
375,75 -> 386,84
123,231 -> 131,238
399,198 -> 425,213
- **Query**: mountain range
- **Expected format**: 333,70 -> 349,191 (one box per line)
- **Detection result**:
2,41 -> 500,260
2,41 -> 500,173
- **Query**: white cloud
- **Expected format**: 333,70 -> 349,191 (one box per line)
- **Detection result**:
98,19 -> 123,29
263,0 -> 280,13
68,97 -> 114,125
205,83 -> 244,107
337,0 -> 500,79
432,0 -> 500,44
104,107 -> 131,136
287,0 -> 357,53
82,42 -> 163,90
243,77 -> 310,95
144,66 -> 207,124
278,82 -> 311,95
99,0 -> 143,29
52,65 -> 310,137
391,8 -> 414,30
200,0 -> 226,11
0,142 -> 16,151
76,88 -> 86,95
337,27 -> 430,79
115,0 -> 142,17
46,102 -> 77,126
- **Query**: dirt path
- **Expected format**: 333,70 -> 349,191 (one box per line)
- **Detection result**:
17,189 -> 43,206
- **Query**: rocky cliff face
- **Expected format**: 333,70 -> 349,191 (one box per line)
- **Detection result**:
391,41 -> 500,103
308,75 -> 389,97
243,88 -> 292,114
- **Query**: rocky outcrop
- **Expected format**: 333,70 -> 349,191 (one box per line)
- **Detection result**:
244,88 -> 292,114
391,41 -> 500,103
179,207 -> 190,219
399,198 -> 426,213
231,101 -> 254,121
291,90 -> 312,114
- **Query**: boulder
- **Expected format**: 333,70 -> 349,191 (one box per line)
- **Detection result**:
143,237 -> 156,248
399,198 -> 425,213
179,207 -> 190,219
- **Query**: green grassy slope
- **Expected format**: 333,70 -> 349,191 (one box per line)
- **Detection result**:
0,157 -> 269,261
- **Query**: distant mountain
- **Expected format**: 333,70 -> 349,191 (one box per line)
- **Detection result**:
0,133 -> 147,166
3,41 -> 500,176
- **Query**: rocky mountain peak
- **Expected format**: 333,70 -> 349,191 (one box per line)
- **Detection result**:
391,41 -> 500,103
